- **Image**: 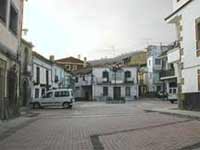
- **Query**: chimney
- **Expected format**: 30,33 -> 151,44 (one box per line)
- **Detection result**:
78,54 -> 81,60
49,55 -> 55,62
83,57 -> 87,68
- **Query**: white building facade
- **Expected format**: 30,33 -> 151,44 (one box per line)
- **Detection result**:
166,0 -> 200,109
74,68 -> 93,101
92,66 -> 138,101
147,45 -> 169,94
32,52 -> 73,99
32,52 -> 52,99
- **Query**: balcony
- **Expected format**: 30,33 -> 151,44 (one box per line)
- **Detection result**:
96,77 -> 134,85
167,48 -> 180,63
160,69 -> 175,80
124,77 -> 134,84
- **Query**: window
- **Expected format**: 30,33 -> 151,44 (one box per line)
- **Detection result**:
41,89 -> 45,97
173,89 -> 177,94
73,65 -> 77,70
125,71 -> 131,78
155,59 -> 161,65
35,89 -> 40,98
61,91 -> 69,97
196,17 -> 200,50
0,0 -> 7,23
125,87 -> 131,96
75,77 -> 79,82
9,3 -> 18,35
36,67 -> 40,84
103,87 -> 108,96
46,92 -> 53,98
102,71 -> 109,78
55,91 -> 70,97
46,70 -> 49,86
65,65 -> 70,70
198,70 -> 200,91
55,75 -> 59,82
82,75 -> 85,81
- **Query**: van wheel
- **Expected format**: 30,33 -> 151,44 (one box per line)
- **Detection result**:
63,102 -> 70,109
33,103 -> 40,109
170,100 -> 175,104
68,105 -> 72,109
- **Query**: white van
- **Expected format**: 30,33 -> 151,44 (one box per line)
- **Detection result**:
31,89 -> 75,109
168,88 -> 178,104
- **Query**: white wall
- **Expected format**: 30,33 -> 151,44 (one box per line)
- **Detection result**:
92,66 -> 138,101
174,0 -> 200,93
92,67 -> 137,84
167,48 -> 180,63
32,57 -> 52,85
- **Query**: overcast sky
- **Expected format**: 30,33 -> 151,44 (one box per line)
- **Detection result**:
23,0 -> 176,60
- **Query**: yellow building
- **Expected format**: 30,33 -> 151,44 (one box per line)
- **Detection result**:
128,50 -> 147,67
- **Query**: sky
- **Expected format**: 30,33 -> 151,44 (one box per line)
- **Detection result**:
23,0 -> 176,61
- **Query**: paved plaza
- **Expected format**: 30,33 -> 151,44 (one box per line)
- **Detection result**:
0,99 -> 200,150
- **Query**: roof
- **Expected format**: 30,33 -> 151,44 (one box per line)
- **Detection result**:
32,51 -> 52,64
88,50 -> 146,66
165,0 -> 193,21
56,57 -> 84,64
74,67 -> 92,75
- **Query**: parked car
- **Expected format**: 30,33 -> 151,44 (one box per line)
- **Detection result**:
168,88 -> 178,104
157,91 -> 167,99
31,89 -> 75,109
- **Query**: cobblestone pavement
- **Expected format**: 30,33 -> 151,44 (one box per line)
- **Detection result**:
0,99 -> 200,150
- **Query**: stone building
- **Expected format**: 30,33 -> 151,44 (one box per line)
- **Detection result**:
0,0 -> 24,119
19,39 -> 33,108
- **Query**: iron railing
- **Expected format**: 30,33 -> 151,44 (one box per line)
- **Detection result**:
160,69 -> 175,78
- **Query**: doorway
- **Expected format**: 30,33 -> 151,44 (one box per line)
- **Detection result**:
113,87 -> 121,100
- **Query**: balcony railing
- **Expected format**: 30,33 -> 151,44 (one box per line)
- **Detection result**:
160,69 -> 175,78
96,77 -> 134,85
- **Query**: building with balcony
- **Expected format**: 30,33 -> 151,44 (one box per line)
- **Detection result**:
0,0 -> 24,119
92,65 -> 138,101
159,41 -> 181,100
165,0 -> 200,110
74,67 -> 93,101
147,45 -> 169,94
32,51 -> 53,99
50,56 -> 73,90
32,52 -> 73,99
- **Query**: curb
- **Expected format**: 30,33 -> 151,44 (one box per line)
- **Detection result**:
144,109 -> 200,120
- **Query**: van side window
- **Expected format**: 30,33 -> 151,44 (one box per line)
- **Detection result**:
55,91 -> 60,97
46,92 -> 53,98
61,91 -> 69,97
